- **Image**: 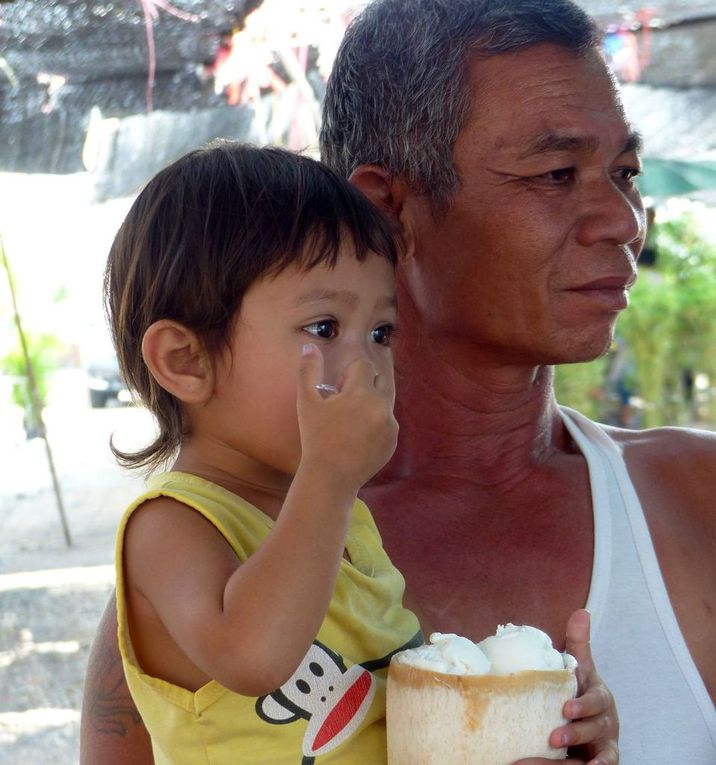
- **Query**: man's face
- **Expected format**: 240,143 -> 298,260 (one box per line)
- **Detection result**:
399,44 -> 645,367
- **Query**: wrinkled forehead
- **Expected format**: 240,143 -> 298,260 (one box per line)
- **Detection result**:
460,43 -> 634,153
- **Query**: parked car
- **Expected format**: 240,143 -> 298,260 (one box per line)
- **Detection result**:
86,354 -> 130,408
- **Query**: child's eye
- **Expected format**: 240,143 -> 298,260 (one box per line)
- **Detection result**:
371,324 -> 394,346
303,320 -> 338,340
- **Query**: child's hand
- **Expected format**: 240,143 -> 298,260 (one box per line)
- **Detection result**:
296,343 -> 398,493
513,610 -> 619,765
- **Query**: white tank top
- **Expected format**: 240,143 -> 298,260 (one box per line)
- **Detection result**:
560,407 -> 716,764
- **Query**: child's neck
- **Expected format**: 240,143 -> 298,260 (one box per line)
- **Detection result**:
171,442 -> 292,521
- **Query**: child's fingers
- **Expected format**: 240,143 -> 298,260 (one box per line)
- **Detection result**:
374,368 -> 396,404
340,358 -> 379,393
512,758 -> 601,765
298,343 -> 325,400
563,683 -> 612,721
549,713 -> 616,751
512,755 -> 619,765
564,609 -> 594,688
515,747 -> 618,765
526,609 -> 618,765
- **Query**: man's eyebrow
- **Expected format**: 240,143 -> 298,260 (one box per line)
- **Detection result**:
623,131 -> 643,155
518,130 -> 643,159
519,132 -> 598,158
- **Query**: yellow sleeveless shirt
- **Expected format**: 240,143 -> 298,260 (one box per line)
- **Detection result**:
115,472 -> 422,764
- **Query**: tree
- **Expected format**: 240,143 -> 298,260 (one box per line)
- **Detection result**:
557,206 -> 716,428
2,333 -> 63,437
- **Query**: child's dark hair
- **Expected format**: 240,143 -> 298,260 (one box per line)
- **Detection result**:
104,141 -> 401,472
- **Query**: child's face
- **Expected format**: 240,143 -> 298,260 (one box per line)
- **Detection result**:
202,249 -> 397,478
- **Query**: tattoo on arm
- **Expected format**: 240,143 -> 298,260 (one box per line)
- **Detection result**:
85,645 -> 142,736
82,593 -> 142,738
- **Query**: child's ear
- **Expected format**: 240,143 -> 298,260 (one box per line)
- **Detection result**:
141,320 -> 213,404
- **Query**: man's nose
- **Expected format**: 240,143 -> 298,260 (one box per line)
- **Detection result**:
576,177 -> 645,251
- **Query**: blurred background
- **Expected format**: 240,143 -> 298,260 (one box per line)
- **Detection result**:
0,1 -> 715,762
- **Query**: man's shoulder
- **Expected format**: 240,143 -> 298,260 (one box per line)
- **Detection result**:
604,420 -> 716,455
564,407 -> 716,463
600,421 -> 716,525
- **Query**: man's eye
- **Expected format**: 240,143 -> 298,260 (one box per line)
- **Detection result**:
614,166 -> 641,182
304,320 -> 337,340
541,167 -> 575,183
371,324 -> 394,346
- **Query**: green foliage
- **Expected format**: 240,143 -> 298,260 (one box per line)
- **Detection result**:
617,272 -> 678,428
653,213 -> 716,379
557,207 -> 716,428
618,209 -> 716,427
554,357 -> 608,422
1,333 -> 63,414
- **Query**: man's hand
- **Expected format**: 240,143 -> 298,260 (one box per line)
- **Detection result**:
514,610 -> 619,765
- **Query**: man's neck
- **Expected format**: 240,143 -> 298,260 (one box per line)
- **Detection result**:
379,337 -> 571,490
364,327 -> 594,641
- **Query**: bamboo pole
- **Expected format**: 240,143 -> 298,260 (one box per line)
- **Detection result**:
1,232 -> 72,547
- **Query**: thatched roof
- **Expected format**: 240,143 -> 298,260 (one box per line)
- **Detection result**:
1,1 -> 714,193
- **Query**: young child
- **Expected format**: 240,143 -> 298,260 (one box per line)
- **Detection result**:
104,142 -> 422,764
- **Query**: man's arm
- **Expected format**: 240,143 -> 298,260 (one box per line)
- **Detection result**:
80,591 -> 153,765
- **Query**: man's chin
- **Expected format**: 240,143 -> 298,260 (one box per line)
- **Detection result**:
544,332 -> 616,366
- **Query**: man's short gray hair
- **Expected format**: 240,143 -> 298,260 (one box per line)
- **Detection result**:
320,0 -> 601,207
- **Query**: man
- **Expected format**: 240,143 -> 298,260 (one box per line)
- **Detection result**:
81,1 -> 715,762
320,1 -> 716,762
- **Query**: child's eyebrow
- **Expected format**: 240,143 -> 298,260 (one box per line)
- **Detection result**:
293,288 -> 358,307
293,289 -> 397,310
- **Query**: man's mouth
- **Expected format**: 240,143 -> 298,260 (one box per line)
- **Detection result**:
567,274 -> 636,310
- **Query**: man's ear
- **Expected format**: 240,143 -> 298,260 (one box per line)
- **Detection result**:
349,165 -> 417,257
141,320 -> 213,404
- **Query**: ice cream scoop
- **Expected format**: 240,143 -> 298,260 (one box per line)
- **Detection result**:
478,623 -> 576,674
398,633 -> 491,675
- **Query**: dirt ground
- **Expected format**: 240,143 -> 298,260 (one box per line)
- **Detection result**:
0,391 -> 152,764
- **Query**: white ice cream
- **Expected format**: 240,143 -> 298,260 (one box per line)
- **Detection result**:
479,624 -> 576,674
394,632 -> 491,675
393,625 -> 576,676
